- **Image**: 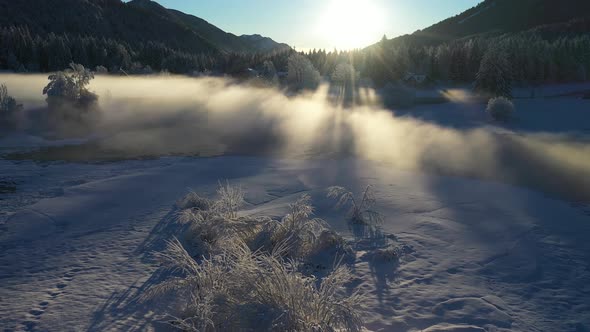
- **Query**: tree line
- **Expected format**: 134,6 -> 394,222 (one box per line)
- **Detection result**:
1,25 -> 589,89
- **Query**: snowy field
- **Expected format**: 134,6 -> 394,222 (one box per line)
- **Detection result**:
1,155 -> 589,332
1,76 -> 590,331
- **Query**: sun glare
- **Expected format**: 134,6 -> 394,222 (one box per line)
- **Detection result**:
316,0 -> 385,50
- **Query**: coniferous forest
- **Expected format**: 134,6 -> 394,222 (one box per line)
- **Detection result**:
1,0 -> 590,87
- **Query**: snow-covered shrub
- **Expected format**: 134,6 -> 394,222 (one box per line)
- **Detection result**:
185,214 -> 270,255
147,185 -> 364,330
269,194 -> 332,259
177,189 -> 346,261
176,186 -> 259,254
141,238 -> 236,330
288,54 -> 321,90
215,180 -> 245,219
327,186 -> 383,225
487,96 -> 514,121
0,84 -> 23,130
250,255 -> 363,332
143,238 -> 364,332
177,190 -> 213,211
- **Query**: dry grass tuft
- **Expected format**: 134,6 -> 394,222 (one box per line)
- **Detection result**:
143,238 -> 364,332
327,185 -> 383,225
145,185 -> 364,331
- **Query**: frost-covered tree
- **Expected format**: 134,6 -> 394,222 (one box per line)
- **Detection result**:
95,65 -> 108,74
43,63 -> 98,108
287,54 -> 321,90
475,47 -> 512,98
0,84 -> 22,114
331,62 -> 358,87
0,83 -> 23,130
260,60 -> 279,86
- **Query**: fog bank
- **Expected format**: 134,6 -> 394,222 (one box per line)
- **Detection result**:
1,74 -> 589,201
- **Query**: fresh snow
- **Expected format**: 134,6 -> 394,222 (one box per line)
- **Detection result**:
1,77 -> 589,331
1,155 -> 589,331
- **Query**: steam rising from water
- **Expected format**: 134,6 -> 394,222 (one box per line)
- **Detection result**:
2,74 -> 589,201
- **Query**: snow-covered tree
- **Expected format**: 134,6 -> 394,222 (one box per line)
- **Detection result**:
0,84 -> 23,130
475,47 -> 512,98
95,65 -> 108,74
331,62 -> 358,87
260,60 -> 279,86
287,54 -> 321,90
0,84 -> 22,114
43,63 -> 97,108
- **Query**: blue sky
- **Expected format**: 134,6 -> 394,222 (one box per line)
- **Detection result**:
146,0 -> 481,50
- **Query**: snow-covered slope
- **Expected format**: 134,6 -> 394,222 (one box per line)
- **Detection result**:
1,156 -> 588,331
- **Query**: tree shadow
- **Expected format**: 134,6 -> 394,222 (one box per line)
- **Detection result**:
87,206 -> 194,331
87,269 -> 174,332
417,165 -> 590,330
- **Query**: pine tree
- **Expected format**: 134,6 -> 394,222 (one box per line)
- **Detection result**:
475,47 -> 512,98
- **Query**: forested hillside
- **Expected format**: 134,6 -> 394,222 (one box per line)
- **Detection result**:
352,0 -> 590,87
387,0 -> 590,46
1,0 -> 589,88
0,0 -> 290,73
129,0 -> 290,54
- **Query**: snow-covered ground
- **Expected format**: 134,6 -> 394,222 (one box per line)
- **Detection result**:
399,88 -> 590,135
1,154 -> 589,331
1,76 -> 589,331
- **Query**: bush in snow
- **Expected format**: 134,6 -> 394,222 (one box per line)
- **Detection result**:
0,83 -> 23,130
288,54 -> 321,90
487,96 -> 514,121
327,185 -> 383,225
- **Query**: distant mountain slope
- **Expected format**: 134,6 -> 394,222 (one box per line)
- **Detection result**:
423,0 -> 590,40
382,0 -> 590,46
0,0 -> 289,54
127,0 -> 289,53
0,0 -> 218,54
239,34 -> 291,53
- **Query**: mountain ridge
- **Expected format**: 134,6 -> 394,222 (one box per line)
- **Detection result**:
0,0 -> 290,55
127,0 -> 290,53
377,0 -> 590,48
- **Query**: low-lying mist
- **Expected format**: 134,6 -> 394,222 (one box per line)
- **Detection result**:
2,74 -> 590,201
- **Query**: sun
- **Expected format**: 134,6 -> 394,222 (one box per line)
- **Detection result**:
316,0 -> 386,50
